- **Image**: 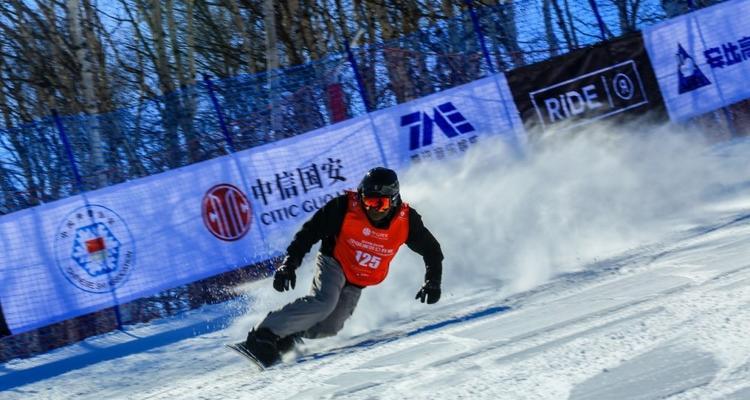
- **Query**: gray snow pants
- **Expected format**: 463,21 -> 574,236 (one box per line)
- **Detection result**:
258,254 -> 362,339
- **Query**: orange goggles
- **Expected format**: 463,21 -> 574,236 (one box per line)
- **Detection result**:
362,196 -> 391,212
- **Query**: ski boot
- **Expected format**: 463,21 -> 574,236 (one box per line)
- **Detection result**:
277,332 -> 304,355
244,328 -> 281,367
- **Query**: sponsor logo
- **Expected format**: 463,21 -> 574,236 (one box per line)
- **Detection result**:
529,60 -> 648,131
55,205 -> 135,293
250,159 -> 347,206
701,37 -> 750,70
261,191 -> 345,226
400,102 -> 476,150
202,184 -> 252,241
677,43 -> 711,94
347,238 -> 393,255
362,227 -> 388,240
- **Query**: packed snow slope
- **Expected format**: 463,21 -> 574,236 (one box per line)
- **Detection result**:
2,123 -> 750,400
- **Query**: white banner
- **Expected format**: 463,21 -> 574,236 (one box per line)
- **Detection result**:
0,118 -> 381,334
643,0 -> 750,121
0,74 -> 522,335
232,117 -> 384,249
371,75 -> 524,169
0,156 -> 262,333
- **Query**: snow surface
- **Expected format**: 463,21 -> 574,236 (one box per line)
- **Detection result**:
2,125 -> 750,399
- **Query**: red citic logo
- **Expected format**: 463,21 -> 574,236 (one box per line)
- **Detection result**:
202,184 -> 253,241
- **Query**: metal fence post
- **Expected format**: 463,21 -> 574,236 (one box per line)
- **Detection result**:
52,110 -> 85,194
52,109 -> 125,331
344,41 -> 372,113
465,0 -> 496,74
203,74 -> 273,250
203,74 -> 236,153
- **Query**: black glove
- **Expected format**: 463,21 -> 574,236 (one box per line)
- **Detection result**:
273,256 -> 299,292
415,280 -> 441,304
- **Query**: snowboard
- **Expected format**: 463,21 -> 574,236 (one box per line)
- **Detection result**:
226,342 -> 272,370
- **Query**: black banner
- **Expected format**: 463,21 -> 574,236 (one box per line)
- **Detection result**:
507,33 -> 665,134
0,301 -> 10,337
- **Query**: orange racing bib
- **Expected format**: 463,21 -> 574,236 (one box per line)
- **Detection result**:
334,191 -> 410,287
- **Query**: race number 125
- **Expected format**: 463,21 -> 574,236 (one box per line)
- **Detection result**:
355,250 -> 381,269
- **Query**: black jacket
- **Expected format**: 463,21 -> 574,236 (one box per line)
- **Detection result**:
286,194 -> 443,284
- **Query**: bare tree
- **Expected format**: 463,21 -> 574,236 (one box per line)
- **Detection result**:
543,0 -> 561,57
660,0 -> 691,17
611,0 -> 642,34
66,0 -> 107,187
480,0 -> 525,70
0,0 -> 689,214
366,0 -> 419,103
549,0 -> 577,50
0,1 -> 76,204
223,0 -> 257,73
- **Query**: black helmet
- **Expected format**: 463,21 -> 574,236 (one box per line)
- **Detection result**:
358,167 -> 400,203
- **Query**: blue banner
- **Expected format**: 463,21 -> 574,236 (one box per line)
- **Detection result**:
644,0 -> 750,121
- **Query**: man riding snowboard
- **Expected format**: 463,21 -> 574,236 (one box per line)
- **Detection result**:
243,167 -> 444,366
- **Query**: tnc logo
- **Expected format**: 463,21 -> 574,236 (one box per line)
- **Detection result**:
400,102 -> 475,150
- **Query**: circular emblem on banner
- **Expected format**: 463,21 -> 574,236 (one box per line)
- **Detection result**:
613,73 -> 635,100
54,205 -> 136,293
202,184 -> 253,241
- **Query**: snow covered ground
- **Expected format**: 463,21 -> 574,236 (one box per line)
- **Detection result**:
2,125 -> 750,399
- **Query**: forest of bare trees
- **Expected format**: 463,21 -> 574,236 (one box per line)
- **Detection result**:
0,0 -> 706,216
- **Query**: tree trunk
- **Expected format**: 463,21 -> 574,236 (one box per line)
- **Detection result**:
613,0 -> 640,34
550,0 -> 575,50
352,0 -> 378,109
563,0 -> 579,47
0,57 -> 33,209
485,1 -> 525,69
661,0 -> 691,17
368,0 -> 416,103
543,0 -> 560,57
65,0 -> 107,188
166,0 -> 200,163
298,0 -> 324,61
224,0 -> 256,73
137,0 -> 182,168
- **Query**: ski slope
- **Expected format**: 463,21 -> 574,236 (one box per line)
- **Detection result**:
2,126 -> 750,399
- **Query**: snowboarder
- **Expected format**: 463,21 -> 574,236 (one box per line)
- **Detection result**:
243,167 -> 443,367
